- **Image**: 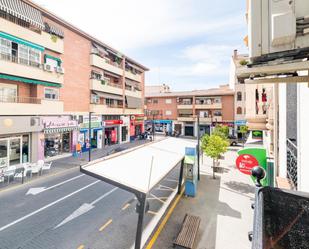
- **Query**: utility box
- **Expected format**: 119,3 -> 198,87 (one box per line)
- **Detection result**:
184,147 -> 198,197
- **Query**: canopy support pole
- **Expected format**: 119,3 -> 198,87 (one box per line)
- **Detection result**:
178,159 -> 184,194
134,192 -> 147,249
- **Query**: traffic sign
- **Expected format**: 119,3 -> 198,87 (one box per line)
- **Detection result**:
236,154 -> 259,175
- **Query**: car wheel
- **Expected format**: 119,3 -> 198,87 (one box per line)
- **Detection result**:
231,142 -> 236,146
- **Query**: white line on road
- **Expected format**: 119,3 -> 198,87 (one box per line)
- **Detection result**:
26,174 -> 85,195
54,187 -> 118,229
0,180 -> 100,232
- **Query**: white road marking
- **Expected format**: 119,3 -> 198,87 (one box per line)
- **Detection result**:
156,184 -> 175,191
163,178 -> 178,183
26,174 -> 85,196
149,193 -> 166,204
0,180 -> 100,232
54,187 -> 118,229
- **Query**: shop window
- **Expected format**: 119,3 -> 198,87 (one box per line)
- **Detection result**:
165,99 -> 172,104
237,92 -> 242,101
237,107 -> 242,114
165,110 -> 172,116
44,88 -> 59,100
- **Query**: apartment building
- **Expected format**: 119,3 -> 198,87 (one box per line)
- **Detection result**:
229,50 -> 249,140
145,85 -> 234,137
0,0 -> 147,168
242,0 -> 309,192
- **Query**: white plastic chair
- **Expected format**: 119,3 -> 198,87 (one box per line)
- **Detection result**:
3,166 -> 16,184
42,162 -> 52,174
30,162 -> 42,176
14,163 -> 30,182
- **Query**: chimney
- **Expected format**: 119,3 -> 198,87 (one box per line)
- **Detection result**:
233,49 -> 238,59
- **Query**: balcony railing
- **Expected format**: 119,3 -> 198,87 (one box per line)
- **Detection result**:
287,139 -> 298,189
0,53 -> 41,69
0,95 -> 41,104
107,81 -> 122,89
106,103 -> 123,108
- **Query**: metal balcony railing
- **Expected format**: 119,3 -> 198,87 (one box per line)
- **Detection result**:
287,139 -> 298,189
0,95 -> 41,104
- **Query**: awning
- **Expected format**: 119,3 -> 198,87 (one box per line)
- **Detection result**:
92,43 -> 108,56
0,31 -> 44,51
93,91 -> 123,101
126,96 -> 142,109
106,48 -> 122,58
44,126 -> 79,134
178,109 -> 193,115
0,0 -> 44,29
104,70 -> 121,79
125,79 -> 139,87
0,74 -> 61,87
44,22 -> 64,38
44,54 -> 62,66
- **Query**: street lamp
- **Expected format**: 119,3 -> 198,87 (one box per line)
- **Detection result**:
88,112 -> 94,162
196,113 -> 200,181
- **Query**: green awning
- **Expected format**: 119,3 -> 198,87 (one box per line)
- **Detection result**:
0,74 -> 61,88
0,31 -> 44,51
44,54 -> 62,66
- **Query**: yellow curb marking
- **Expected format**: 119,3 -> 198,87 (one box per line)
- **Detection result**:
77,245 -> 85,249
122,203 -> 131,210
99,219 -> 113,232
145,188 -> 184,249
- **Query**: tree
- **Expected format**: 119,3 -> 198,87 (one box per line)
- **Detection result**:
239,125 -> 248,147
201,134 -> 229,179
212,125 -> 229,139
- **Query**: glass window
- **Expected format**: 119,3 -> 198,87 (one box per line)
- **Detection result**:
0,139 -> 8,169
153,99 -> 158,104
237,92 -> 242,101
91,71 -> 102,80
237,107 -> 242,114
9,138 -> 21,166
165,110 -> 172,115
18,44 -> 29,65
0,83 -> 17,102
213,110 -> 222,116
44,88 -> 59,100
0,38 -> 11,61
45,57 -> 58,69
214,98 -> 221,103
29,48 -> 41,67
165,99 -> 172,104
22,135 -> 30,163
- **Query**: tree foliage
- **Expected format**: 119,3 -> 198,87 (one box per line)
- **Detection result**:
212,125 -> 229,139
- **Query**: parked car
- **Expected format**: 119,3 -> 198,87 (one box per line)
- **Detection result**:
228,136 -> 238,146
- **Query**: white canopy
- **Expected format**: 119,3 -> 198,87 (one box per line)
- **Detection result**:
81,138 -> 197,194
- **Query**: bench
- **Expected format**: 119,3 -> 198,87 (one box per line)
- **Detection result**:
173,214 -> 201,249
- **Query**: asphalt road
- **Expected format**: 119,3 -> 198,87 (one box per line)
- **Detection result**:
0,161 -> 180,249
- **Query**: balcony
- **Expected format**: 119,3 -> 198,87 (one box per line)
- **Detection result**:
90,79 -> 123,96
125,70 -> 142,82
90,104 -> 123,115
0,18 -> 64,53
125,85 -> 142,98
177,115 -> 195,122
124,108 -> 144,115
90,54 -> 123,76
195,102 -> 222,109
199,117 -> 212,123
212,116 -> 223,122
177,104 -> 193,109
0,55 -> 63,84
0,96 -> 64,115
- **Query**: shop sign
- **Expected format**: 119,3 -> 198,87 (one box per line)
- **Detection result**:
44,119 -> 77,129
103,120 -> 123,126
131,115 -> 144,122
236,154 -> 259,175
235,120 -> 247,126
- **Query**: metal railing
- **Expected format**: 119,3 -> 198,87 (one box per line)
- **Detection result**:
287,139 -> 298,189
0,95 -> 41,104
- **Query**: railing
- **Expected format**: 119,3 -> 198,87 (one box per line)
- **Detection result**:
287,139 -> 298,189
107,81 -> 122,89
178,102 -> 193,105
0,53 -> 41,69
0,95 -> 41,104
178,114 -> 193,118
106,103 -> 123,108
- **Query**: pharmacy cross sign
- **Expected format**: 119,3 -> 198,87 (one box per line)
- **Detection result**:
236,154 -> 259,175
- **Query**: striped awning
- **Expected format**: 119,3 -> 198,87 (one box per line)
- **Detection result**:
0,0 -> 44,29
44,126 -> 79,134
44,22 -> 64,38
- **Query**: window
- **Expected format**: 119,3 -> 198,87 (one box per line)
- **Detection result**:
91,71 -> 102,80
19,44 -> 29,65
165,99 -> 172,104
91,94 -> 99,104
213,110 -> 222,116
29,48 -> 41,67
0,38 -> 11,61
45,57 -> 58,69
147,99 -> 152,104
237,107 -> 242,114
237,92 -> 242,101
153,99 -> 158,104
214,98 -> 221,103
44,88 -> 59,100
182,99 -> 192,105
165,110 -> 172,116
0,83 -> 17,102
199,111 -> 209,118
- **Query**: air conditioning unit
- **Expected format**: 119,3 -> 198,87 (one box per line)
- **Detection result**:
43,64 -> 53,72
248,0 -> 309,63
56,67 -> 65,74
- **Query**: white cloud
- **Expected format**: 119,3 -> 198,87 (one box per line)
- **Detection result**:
33,0 -> 243,51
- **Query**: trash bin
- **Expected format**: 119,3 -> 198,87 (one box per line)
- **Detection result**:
252,187 -> 309,249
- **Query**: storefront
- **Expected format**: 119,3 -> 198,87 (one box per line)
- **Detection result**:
184,122 -> 195,136
79,115 -> 103,152
130,115 -> 145,140
153,120 -> 173,134
0,116 -> 42,168
103,119 -> 123,146
235,120 -> 247,139
43,117 -> 79,158
120,116 -> 130,143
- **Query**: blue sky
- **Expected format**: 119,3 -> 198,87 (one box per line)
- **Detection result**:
34,0 -> 248,90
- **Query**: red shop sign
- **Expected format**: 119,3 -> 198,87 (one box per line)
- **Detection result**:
103,120 -> 123,126
236,154 -> 259,175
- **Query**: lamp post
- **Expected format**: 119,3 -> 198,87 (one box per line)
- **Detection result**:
196,113 -> 200,181
88,112 -> 94,162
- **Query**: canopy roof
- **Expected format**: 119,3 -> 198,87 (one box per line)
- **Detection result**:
81,138 -> 197,194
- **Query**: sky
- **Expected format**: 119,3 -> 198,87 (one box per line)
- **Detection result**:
33,0 -> 248,91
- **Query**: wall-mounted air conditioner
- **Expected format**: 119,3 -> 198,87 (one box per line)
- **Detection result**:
43,64 -> 53,72
56,67 -> 65,74
248,0 -> 309,63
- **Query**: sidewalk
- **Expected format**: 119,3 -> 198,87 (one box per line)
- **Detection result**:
0,139 -> 149,191
152,149 -> 255,249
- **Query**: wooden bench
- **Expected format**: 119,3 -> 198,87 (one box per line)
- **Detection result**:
173,214 -> 201,249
